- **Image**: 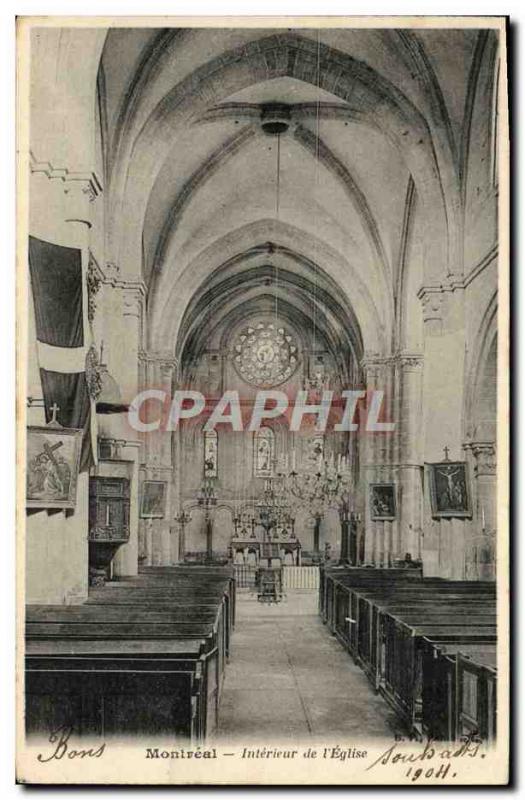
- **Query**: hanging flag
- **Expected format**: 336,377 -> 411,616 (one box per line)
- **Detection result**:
28,235 -> 97,468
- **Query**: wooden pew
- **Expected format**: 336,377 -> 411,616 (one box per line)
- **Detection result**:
321,568 -> 497,741
377,615 -> 496,736
25,567 -> 235,743
320,567 -> 423,625
420,639 -> 497,742
456,650 -> 497,743
322,568 -> 425,630
331,578 -> 495,668
25,638 -> 208,741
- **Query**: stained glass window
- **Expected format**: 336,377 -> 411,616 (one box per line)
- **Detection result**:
232,321 -> 299,387
204,430 -> 218,477
253,426 -> 275,477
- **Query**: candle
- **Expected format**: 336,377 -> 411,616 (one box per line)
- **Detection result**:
481,505 -> 486,530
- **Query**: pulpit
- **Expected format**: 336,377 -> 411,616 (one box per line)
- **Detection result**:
88,476 -> 130,585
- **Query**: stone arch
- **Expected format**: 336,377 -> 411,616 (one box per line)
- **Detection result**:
149,218 -> 387,358
461,30 -> 499,269
173,249 -> 365,368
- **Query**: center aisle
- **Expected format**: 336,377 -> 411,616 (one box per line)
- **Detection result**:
216,591 -> 401,743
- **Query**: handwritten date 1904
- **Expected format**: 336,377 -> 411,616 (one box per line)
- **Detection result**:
366,733 -> 485,781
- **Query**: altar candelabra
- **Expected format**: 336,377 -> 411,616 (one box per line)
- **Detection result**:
174,508 -> 192,562
233,507 -> 256,539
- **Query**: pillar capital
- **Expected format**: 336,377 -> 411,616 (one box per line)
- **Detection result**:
139,349 -> 179,383
395,352 -> 424,372
464,441 -> 497,476
360,352 -> 394,383
120,284 -> 145,319
417,281 -> 465,335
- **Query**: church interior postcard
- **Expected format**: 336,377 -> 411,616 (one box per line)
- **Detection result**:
15,14 -> 509,786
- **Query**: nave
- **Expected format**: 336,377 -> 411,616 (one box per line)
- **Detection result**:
216,590 -> 400,743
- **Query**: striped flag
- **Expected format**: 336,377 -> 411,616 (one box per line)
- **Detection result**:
28,235 -> 97,468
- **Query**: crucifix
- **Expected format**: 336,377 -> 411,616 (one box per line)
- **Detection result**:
443,445 -> 450,462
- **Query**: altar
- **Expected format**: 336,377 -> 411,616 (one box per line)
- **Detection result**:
231,537 -> 301,566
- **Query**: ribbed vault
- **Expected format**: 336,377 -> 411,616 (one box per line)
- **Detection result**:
94,26 -> 495,364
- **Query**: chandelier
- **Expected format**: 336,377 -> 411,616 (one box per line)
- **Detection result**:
277,451 -> 354,518
255,475 -> 294,536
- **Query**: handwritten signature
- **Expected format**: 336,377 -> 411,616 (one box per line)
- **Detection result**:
366,734 -> 485,781
37,725 -> 106,763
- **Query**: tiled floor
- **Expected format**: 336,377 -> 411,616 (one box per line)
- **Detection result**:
216,590 -> 402,744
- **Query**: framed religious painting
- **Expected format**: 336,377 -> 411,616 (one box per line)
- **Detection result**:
369,483 -> 396,520
427,461 -> 472,518
140,480 -> 167,519
26,426 -> 83,509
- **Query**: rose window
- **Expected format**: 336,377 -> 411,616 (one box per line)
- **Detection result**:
232,321 -> 299,387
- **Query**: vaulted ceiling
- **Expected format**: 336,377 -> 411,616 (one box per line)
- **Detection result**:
96,27 -> 493,367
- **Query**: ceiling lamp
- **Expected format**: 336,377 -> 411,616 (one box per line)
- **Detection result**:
260,103 -> 291,136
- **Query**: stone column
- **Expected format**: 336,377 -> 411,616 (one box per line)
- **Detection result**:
465,442 -> 497,580
313,515 -> 321,554
100,281 -> 145,576
396,353 -> 424,560
139,350 -> 178,565
206,514 -> 213,561
177,516 -> 188,562
339,509 -> 349,563
418,284 -> 468,579
360,355 -> 396,566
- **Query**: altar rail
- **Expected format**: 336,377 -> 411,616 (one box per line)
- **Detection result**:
233,565 -> 320,590
282,566 -> 320,590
